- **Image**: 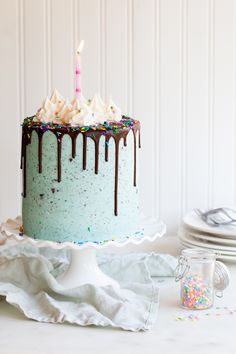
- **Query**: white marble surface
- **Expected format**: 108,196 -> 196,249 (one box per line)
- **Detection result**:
0,236 -> 235,354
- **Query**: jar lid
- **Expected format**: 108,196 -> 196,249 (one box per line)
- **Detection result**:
182,248 -> 216,261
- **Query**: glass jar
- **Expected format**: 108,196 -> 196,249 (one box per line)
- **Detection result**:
175,248 -> 230,310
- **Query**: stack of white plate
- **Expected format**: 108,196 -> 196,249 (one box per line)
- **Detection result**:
178,210 -> 236,263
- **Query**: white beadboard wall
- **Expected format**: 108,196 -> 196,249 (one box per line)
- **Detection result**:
1,0 -> 236,235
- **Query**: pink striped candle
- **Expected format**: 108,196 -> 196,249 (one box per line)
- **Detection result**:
75,40 -> 84,100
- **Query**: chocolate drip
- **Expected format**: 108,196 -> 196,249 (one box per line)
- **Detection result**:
133,128 -> 137,187
57,137 -> 62,182
91,135 -> 101,174
37,130 -> 43,173
113,131 -> 129,215
70,132 -> 78,158
138,128 -> 141,148
20,128 -> 23,170
21,117 -> 140,216
22,130 -> 32,197
82,133 -> 87,170
22,133 -> 27,197
114,137 -> 120,216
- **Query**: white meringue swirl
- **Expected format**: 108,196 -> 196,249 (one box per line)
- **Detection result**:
34,89 -> 122,127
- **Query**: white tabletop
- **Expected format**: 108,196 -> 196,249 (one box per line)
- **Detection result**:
0,236 -> 235,354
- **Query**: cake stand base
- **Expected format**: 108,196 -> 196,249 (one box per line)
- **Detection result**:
57,247 -> 119,288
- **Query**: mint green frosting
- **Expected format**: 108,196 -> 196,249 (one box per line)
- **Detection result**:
22,131 -> 141,243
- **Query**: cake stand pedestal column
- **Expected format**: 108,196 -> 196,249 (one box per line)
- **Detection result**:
57,247 -> 119,288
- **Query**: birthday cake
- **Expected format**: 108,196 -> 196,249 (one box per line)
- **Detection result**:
21,90 -> 141,244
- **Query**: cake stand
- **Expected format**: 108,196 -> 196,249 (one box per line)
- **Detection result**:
0,215 -> 166,289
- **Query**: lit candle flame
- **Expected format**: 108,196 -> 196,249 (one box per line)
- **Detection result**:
77,40 -> 84,54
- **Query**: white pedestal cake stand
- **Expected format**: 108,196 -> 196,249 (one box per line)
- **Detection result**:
0,216 -> 166,289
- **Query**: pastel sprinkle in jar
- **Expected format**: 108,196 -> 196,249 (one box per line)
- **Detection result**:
175,248 -> 230,310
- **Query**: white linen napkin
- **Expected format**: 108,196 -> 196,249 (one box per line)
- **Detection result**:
0,243 -> 177,331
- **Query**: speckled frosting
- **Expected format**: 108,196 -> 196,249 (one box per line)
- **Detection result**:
21,115 -> 142,244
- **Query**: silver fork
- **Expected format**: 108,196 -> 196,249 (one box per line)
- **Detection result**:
194,208 -> 218,226
194,207 -> 236,226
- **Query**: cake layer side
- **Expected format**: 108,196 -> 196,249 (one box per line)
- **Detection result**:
22,127 -> 141,243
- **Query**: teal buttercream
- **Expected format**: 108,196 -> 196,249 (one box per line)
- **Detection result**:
22,130 -> 141,243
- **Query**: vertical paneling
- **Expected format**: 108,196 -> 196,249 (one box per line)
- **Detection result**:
0,0 -> 20,221
208,0 -> 214,208
1,0 -> 236,236
105,0 -> 127,111
24,0 -> 46,115
154,0 -> 160,220
77,0 -> 101,99
213,0 -> 235,206
185,0 -> 209,211
127,0 -> 133,116
51,0 -> 74,98
159,0 -> 182,234
133,0 -> 156,218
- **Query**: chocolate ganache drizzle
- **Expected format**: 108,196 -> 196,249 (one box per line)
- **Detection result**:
21,116 -> 141,216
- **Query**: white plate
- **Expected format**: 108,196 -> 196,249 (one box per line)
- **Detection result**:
186,227 -> 236,246
183,210 -> 236,238
178,228 -> 236,254
179,239 -> 236,263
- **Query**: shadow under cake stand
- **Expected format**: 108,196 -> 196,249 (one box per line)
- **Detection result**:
0,216 -> 166,289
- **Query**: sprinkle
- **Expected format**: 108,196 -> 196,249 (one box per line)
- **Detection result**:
22,116 -> 139,135
181,274 -> 213,310
175,316 -> 185,321
175,306 -> 236,322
